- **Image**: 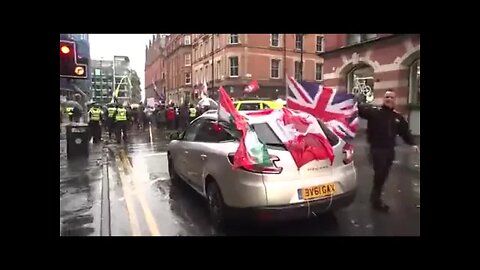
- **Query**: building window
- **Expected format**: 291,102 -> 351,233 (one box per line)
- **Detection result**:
347,34 -> 361,45
229,56 -> 239,77
346,64 -> 375,103
271,59 -> 281,79
205,39 -> 209,56
216,35 -> 220,49
184,35 -> 191,45
295,34 -> 303,50
409,59 -> 420,105
229,34 -> 239,44
294,61 -> 302,81
216,60 -> 221,79
185,53 -> 191,66
315,63 -> 323,81
200,68 -> 203,83
185,72 -> 191,85
271,34 -> 280,47
206,65 -> 209,82
316,36 -> 324,52
347,34 -> 378,45
200,44 -> 203,58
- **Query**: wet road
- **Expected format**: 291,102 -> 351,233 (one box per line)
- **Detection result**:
60,125 -> 420,236
109,127 -> 420,236
60,140 -> 103,236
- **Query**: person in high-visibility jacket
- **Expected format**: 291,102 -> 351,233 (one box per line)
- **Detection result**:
188,104 -> 197,123
106,103 -> 117,139
113,104 -> 129,144
65,107 -> 74,122
88,104 -> 104,143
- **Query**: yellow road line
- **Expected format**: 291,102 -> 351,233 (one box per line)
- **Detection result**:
120,150 -> 161,236
149,125 -> 153,145
116,155 -> 142,236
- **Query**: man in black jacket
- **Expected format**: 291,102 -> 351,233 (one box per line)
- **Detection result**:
358,90 -> 419,212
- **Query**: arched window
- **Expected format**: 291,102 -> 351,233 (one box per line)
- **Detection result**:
409,59 -> 420,105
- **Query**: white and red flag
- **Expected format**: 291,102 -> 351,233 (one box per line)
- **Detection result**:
244,79 -> 259,93
245,108 -> 335,170
218,86 -> 272,169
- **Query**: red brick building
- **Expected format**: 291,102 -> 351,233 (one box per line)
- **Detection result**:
145,34 -> 193,105
320,34 -> 420,135
163,34 -> 193,105
191,34 -> 324,101
144,34 -> 167,102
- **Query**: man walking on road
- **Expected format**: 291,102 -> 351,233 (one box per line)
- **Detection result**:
113,104 -> 129,144
357,90 -> 419,212
88,103 -> 103,143
106,103 -> 117,139
188,103 -> 197,124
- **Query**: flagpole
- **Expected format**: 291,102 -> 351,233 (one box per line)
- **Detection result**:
284,34 -> 287,108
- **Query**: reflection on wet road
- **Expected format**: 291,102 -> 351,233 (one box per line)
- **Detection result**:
60,142 -> 103,236
104,127 -> 420,236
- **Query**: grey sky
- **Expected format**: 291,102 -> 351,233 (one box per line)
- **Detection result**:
89,34 -> 153,101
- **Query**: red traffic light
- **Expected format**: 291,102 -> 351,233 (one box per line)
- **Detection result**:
61,45 -> 70,54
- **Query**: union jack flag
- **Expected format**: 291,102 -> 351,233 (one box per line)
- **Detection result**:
286,76 -> 359,143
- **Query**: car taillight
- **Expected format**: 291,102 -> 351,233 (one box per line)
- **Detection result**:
228,153 -> 283,174
343,145 -> 354,165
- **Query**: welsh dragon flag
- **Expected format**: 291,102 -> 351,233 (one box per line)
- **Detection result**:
217,86 -> 272,169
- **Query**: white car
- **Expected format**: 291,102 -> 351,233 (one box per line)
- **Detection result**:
167,112 -> 357,228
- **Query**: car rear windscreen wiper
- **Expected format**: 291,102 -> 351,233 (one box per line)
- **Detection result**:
264,143 -> 287,150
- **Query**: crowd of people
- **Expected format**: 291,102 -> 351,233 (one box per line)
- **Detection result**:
128,101 -> 209,131
61,99 -> 211,144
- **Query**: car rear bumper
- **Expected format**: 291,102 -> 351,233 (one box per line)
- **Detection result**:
225,189 -> 356,222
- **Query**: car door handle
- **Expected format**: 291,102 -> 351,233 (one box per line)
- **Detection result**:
200,154 -> 207,160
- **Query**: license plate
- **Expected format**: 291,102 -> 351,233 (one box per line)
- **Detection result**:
298,183 -> 336,200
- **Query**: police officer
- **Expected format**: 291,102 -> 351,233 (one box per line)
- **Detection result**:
357,90 -> 419,212
65,106 -> 74,122
188,103 -> 197,123
113,104 -> 129,144
88,103 -> 103,143
106,103 -> 117,139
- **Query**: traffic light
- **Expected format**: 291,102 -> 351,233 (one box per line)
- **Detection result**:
60,40 -> 88,79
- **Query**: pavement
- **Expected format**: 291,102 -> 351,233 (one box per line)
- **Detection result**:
60,124 -> 420,236
59,135 -> 104,236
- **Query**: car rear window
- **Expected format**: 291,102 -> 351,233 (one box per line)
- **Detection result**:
250,123 -> 286,150
317,120 -> 340,146
239,103 -> 261,111
251,121 -> 339,148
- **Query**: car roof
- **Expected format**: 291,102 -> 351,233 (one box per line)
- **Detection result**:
198,110 -> 269,124
234,100 -> 274,104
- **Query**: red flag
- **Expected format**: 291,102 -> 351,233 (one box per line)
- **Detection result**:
244,80 -> 259,93
276,108 -> 334,169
